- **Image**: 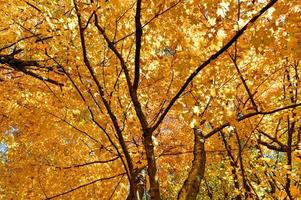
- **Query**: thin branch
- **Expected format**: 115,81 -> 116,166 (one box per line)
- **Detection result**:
114,0 -> 183,44
0,53 -> 63,86
87,107 -> 130,177
45,172 -> 125,200
257,129 -> 285,148
205,102 -> 301,139
229,53 -> 258,111
108,174 -> 125,200
0,35 -> 39,52
240,116 -> 264,153
94,12 -> 149,134
73,1 -> 135,183
151,0 -> 278,132
83,11 -> 96,30
60,156 -> 119,169
41,108 -> 101,144
258,140 -> 286,152
25,1 -> 43,13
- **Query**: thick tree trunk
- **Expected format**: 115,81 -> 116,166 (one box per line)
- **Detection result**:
178,128 -> 206,200
144,135 -> 161,199
127,187 -> 137,200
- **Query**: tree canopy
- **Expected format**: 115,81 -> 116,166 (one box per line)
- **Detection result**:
0,0 -> 300,199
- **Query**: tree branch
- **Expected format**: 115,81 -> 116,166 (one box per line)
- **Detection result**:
229,53 -> 258,111
45,172 -> 125,200
60,156 -> 119,169
73,0 -> 136,195
133,0 -> 142,91
205,102 -> 301,139
151,0 -> 278,132
0,54 -> 63,86
114,0 -> 182,44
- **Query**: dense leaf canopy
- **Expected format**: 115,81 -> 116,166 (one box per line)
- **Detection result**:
0,0 -> 300,199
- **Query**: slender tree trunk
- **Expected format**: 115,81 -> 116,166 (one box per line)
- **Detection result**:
127,168 -> 147,200
285,119 -> 294,200
284,68 -> 295,200
234,130 -> 251,198
219,131 -> 242,200
178,128 -> 206,200
144,134 -> 161,199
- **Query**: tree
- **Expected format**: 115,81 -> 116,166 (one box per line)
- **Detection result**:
0,0 -> 300,199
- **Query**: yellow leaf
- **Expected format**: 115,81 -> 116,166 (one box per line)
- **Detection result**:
291,186 -> 300,198
210,88 -> 216,97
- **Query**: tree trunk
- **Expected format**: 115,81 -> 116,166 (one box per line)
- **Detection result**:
178,128 -> 206,200
126,175 -> 139,200
219,131 -> 242,200
144,135 -> 161,199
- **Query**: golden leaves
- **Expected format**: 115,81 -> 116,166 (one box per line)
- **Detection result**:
0,0 -> 301,199
216,1 -> 230,18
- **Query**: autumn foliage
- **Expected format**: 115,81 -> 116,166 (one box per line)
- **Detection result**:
0,0 -> 301,199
